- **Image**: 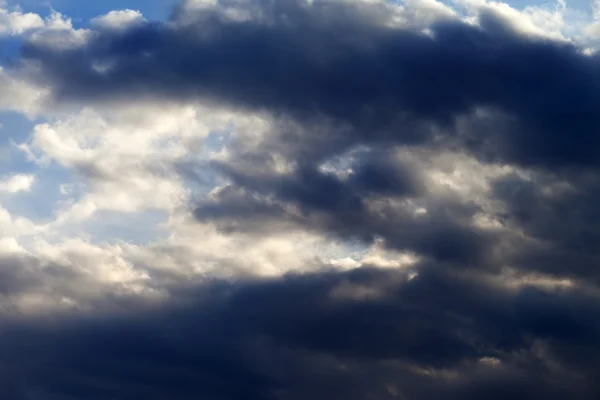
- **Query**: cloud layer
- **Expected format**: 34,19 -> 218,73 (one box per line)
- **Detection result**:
1,0 -> 600,399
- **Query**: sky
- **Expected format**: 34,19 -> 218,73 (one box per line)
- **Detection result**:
1,0 -> 600,398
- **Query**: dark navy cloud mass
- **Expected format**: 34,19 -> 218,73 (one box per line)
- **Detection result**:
21,0 -> 600,168
2,266 -> 600,399
2,0 -> 600,399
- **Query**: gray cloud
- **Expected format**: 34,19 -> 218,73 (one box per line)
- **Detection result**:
1,266 -> 599,399
3,0 -> 600,399
17,0 -> 600,168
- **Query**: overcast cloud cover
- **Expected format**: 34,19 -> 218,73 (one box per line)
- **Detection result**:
1,0 -> 600,398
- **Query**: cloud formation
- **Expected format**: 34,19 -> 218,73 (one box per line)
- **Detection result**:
1,0 -> 600,399
1,266 -> 599,399
18,0 -> 600,168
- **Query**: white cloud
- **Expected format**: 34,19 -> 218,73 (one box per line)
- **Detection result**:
91,9 -> 145,30
0,237 -> 27,253
455,0 -> 569,41
585,0 -> 600,39
0,206 -> 44,237
393,0 -> 458,28
26,11 -> 90,50
0,6 -> 44,36
0,5 -> 89,49
0,173 -> 34,193
0,66 -> 50,116
22,104 -> 226,221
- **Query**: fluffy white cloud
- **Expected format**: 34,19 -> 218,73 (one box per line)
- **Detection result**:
456,0 -> 569,40
26,10 -> 90,50
0,6 -> 44,36
0,4 -> 89,50
91,9 -> 145,30
0,66 -> 49,116
22,104 -> 225,219
0,173 -> 34,193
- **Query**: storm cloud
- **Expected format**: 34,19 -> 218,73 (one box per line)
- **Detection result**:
19,0 -> 600,168
2,265 -> 600,399
1,0 -> 600,399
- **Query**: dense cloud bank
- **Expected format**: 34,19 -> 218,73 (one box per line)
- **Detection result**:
2,0 -> 600,398
1,266 -> 600,399
21,0 -> 600,168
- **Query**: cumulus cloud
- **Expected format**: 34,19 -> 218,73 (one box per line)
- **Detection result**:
0,66 -> 49,115
25,10 -> 89,51
0,6 -> 43,35
0,0 -> 600,399
91,9 -> 145,31
0,173 -> 33,193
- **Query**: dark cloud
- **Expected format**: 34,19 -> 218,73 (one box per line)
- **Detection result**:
6,0 -> 600,399
0,254 -> 160,315
1,266 -> 599,399
19,0 -> 600,272
18,0 -> 600,168
195,154 -> 496,266
487,171 -> 600,282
